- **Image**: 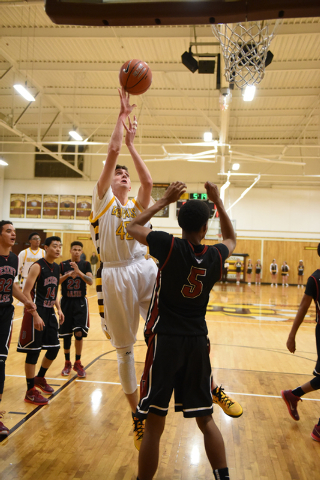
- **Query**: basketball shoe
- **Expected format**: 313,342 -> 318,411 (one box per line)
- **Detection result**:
311,425 -> 320,442
61,361 -> 72,376
73,360 -> 86,378
281,389 -> 301,421
24,387 -> 49,405
34,376 -> 54,394
212,386 -> 243,418
0,412 -> 9,436
132,413 -> 145,450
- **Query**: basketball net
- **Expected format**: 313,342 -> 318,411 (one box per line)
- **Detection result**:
212,20 -> 281,89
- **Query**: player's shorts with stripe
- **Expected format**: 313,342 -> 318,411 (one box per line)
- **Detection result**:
99,257 -> 157,348
137,334 -> 213,419
59,297 -> 89,338
0,305 -> 14,358
17,306 -> 60,352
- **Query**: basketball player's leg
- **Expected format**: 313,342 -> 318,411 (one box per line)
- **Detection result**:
196,415 -> 228,476
72,298 -> 89,377
138,413 -> 166,480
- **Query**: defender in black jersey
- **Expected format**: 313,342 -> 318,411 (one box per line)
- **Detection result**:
281,243 -> 320,442
59,241 -> 93,377
17,236 -> 64,406
127,181 -> 237,480
0,221 -> 36,436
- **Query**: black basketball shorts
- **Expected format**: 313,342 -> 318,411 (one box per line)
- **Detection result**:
59,297 -> 89,338
0,305 -> 14,359
137,334 -> 213,419
17,306 -> 60,352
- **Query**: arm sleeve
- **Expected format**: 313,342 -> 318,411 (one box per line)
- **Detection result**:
146,231 -> 173,268
213,243 -> 230,264
305,275 -> 317,299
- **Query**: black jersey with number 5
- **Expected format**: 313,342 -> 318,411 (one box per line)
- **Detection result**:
0,252 -> 18,307
33,257 -> 59,308
145,231 -> 229,337
60,260 -> 92,298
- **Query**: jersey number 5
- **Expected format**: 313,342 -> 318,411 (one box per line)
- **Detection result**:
181,266 -> 206,298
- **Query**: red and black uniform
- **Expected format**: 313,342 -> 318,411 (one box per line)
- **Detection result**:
137,231 -> 228,419
305,270 -> 320,374
17,258 -> 60,352
0,252 -> 18,361
59,260 -> 91,337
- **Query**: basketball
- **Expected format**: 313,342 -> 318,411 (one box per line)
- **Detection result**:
119,59 -> 152,95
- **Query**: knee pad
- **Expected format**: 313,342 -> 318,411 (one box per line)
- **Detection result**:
116,346 -> 137,395
63,336 -> 72,350
310,375 -> 320,390
75,332 -> 83,341
26,351 -> 40,365
0,359 -> 5,395
45,347 -> 60,361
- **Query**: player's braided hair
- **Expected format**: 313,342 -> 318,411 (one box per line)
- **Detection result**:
178,200 -> 210,233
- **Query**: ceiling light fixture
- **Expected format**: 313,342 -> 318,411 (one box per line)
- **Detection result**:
203,131 -> 213,142
0,158 -> 8,166
13,83 -> 36,102
232,163 -> 240,170
69,130 -> 83,141
242,85 -> 256,102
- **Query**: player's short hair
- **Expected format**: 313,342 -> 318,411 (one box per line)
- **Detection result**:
45,236 -> 61,247
28,231 -> 40,241
71,241 -> 83,248
115,164 -> 129,172
0,220 -> 13,234
318,244 -> 320,257
178,200 -> 210,233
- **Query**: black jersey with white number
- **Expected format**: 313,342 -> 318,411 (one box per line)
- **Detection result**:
33,258 -> 59,308
0,252 -> 18,307
60,260 -> 92,298
145,231 -> 229,337
305,269 -> 320,323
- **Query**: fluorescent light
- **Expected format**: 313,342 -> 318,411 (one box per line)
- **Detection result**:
242,85 -> 256,102
69,130 -> 83,141
13,84 -> 36,102
203,131 -> 212,142
232,163 -> 240,171
0,159 -> 8,166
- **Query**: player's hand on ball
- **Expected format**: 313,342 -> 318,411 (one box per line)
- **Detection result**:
286,334 -> 296,353
205,182 -> 220,203
163,182 -> 187,204
119,86 -> 136,117
123,115 -> 137,147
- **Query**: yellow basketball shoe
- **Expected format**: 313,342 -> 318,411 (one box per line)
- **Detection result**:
212,385 -> 243,418
132,413 -> 145,451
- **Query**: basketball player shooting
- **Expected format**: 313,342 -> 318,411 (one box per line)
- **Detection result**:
89,87 -> 157,450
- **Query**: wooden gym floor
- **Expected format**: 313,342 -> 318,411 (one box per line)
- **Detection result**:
0,282 -> 319,479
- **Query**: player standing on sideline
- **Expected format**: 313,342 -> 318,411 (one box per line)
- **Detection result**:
255,259 -> 262,285
0,221 -> 36,436
281,261 -> 289,287
281,243 -> 320,442
59,241 -> 93,377
297,260 -> 304,288
89,87 -> 157,450
270,259 -> 278,287
16,232 -> 45,305
17,236 -> 64,405
127,181 -> 237,480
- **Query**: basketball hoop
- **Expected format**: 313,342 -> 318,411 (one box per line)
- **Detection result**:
212,20 -> 281,89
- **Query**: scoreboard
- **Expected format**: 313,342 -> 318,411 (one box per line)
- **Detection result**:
176,193 -> 218,219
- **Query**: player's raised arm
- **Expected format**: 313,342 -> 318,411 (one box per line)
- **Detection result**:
127,181 -> 187,245
97,87 -> 137,200
205,181 -> 236,257
123,115 -> 153,210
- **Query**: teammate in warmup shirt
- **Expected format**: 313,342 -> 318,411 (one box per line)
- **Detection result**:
270,259 -> 278,287
297,260 -> 304,288
127,181 -> 236,480
17,236 -> 64,405
59,241 -> 93,378
281,243 -> 320,442
89,87 -> 157,450
255,260 -> 262,285
16,232 -> 45,305
0,221 -> 36,436
281,261 -> 289,287
246,259 -> 253,285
